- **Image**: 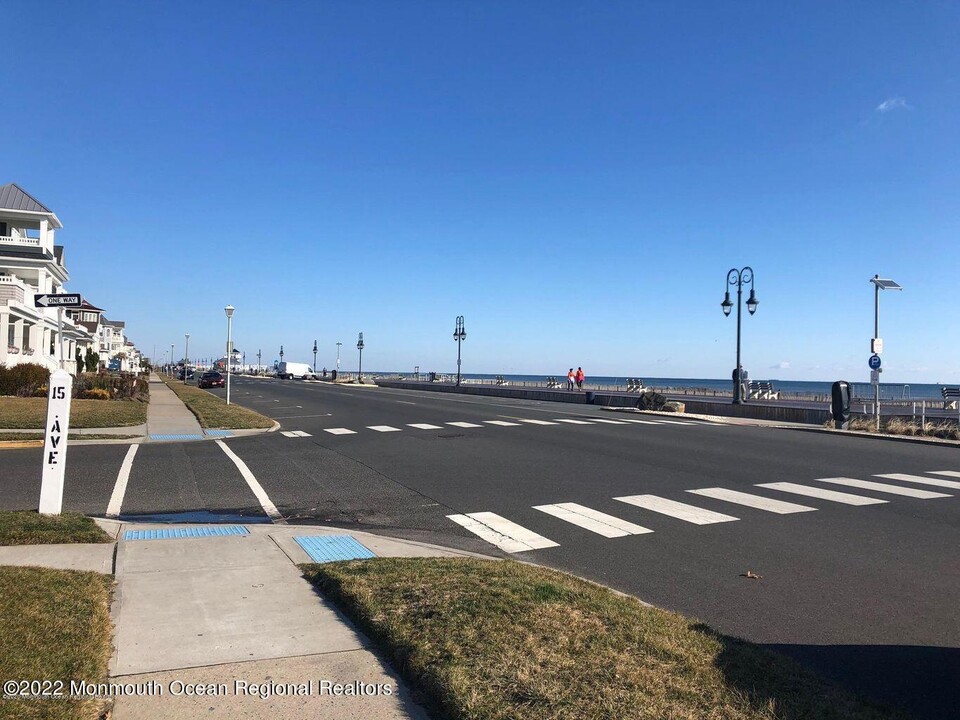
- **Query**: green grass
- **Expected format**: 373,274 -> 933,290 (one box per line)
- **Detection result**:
0,566 -> 113,720
304,558 -> 904,720
0,512 -> 113,546
160,376 -> 274,429
0,397 -> 147,429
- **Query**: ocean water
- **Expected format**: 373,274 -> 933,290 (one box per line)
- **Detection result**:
379,371 -> 949,401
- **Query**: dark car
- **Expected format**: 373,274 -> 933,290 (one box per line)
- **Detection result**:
178,369 -> 195,381
198,371 -> 225,389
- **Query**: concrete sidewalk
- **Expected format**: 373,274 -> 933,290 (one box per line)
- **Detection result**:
0,520 -> 490,719
145,373 -> 205,440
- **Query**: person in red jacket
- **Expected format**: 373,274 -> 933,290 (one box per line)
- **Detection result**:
575,367 -> 585,390
566,368 -> 575,390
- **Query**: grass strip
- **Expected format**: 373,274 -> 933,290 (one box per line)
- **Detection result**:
0,566 -> 113,720
0,511 -> 113,545
0,397 -> 147,429
828,417 -> 960,441
304,558 -> 903,720
0,433 -> 141,441
159,376 -> 273,429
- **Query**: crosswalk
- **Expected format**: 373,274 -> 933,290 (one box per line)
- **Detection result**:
449,470 -> 958,553
277,414 -> 709,439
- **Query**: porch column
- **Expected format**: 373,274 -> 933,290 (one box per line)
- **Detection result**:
0,310 -> 8,364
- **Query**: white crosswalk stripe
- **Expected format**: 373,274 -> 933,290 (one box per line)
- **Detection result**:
875,473 -> 960,490
408,423 -> 443,430
533,503 -> 653,538
619,419 -> 662,425
687,487 -> 817,514
516,418 -> 558,425
588,418 -> 629,425
323,428 -> 357,435
281,430 -> 312,438
447,421 -> 483,428
447,512 -> 559,553
614,495 -> 739,524
929,470 -> 960,479
554,419 -> 595,425
484,420 -> 522,426
814,477 -> 951,499
756,482 -> 887,506
367,425 -> 402,432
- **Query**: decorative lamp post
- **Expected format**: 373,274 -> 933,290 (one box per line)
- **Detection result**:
869,275 -> 902,430
170,343 -> 174,377
257,349 -> 262,376
224,305 -> 234,404
184,333 -> 190,384
313,340 -> 318,373
356,333 -> 364,383
453,316 -> 466,386
721,267 -> 758,405
336,342 -> 342,372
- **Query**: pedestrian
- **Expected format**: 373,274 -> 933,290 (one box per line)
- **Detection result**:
567,368 -> 575,391
575,367 -> 585,390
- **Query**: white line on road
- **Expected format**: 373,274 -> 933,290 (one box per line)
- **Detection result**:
756,482 -> 888,506
484,420 -> 522,426
215,440 -> 284,523
814,477 -> 951,499
106,444 -> 138,518
614,495 -> 739,524
292,430 -> 311,437
324,428 -> 357,435
533,503 -> 653,538
553,419 -> 594,424
514,418 -> 558,425
408,423 -> 443,430
587,418 -> 629,425
686,487 -> 817,514
875,473 -> 960,490
929,470 -> 960,479
368,425 -> 402,432
447,512 -> 559,553
447,422 -> 483,428
618,419 -> 662,425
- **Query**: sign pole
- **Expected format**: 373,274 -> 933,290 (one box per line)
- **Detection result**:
39,370 -> 73,514
57,307 -> 64,370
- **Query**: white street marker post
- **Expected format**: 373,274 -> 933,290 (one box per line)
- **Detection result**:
39,369 -> 73,515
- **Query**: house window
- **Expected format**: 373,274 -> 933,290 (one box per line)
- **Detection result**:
49,331 -> 56,355
0,222 -> 6,236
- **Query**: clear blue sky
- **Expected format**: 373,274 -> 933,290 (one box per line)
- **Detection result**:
4,2 -> 958,382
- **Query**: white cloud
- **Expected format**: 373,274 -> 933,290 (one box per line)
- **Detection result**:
771,361 -> 791,370
876,97 -> 911,113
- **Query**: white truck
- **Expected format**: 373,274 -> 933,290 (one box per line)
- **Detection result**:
276,362 -> 315,380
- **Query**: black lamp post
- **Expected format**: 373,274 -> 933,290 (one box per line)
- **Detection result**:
721,267 -> 759,405
453,315 -> 466,386
312,340 -> 318,373
356,332 -> 364,383
279,345 -> 284,363
257,349 -> 261,375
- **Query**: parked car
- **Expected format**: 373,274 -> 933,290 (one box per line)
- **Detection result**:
178,369 -> 195,380
198,371 -> 225,388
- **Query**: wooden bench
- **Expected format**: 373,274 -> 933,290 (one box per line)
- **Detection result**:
626,378 -> 645,392
943,387 -> 960,410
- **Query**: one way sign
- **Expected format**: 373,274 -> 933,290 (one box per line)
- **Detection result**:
34,293 -> 82,308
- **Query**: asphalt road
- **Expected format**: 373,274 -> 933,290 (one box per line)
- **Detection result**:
2,377 -> 958,718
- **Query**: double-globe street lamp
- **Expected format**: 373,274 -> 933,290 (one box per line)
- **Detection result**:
356,333 -> 364,383
453,316 -> 466,386
225,305 -> 235,405
313,340 -> 318,373
184,333 -> 190,384
721,267 -> 759,405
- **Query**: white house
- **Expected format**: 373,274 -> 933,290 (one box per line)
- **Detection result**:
0,183 -> 92,374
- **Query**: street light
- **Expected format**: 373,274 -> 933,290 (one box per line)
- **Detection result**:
869,275 -> 902,430
224,305 -> 234,405
721,267 -> 758,405
356,332 -> 364,383
336,342 -> 342,372
170,343 -> 174,377
184,333 -> 190,384
257,349 -> 262,376
453,315 -> 466,386
313,340 -> 318,373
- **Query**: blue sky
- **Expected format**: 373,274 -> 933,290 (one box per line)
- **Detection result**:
3,2 -> 958,382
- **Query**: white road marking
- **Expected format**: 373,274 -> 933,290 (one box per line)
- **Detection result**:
687,487 -> 817,514
408,423 -> 443,430
447,422 -> 483,428
106,444 -> 138,518
618,419 -> 662,425
614,495 -> 739,524
650,419 -> 695,425
586,418 -> 629,425
756,482 -> 888,506
875,473 -> 960,490
929,470 -> 960,479
368,425 -> 402,432
324,428 -> 357,435
292,430 -> 311,437
515,418 -> 558,425
447,512 -> 559,553
397,401 -> 416,405
281,431 -> 298,437
554,419 -> 594,425
484,420 -> 522,426
533,503 -> 653,538
814,477 -> 951,499
215,440 -> 284,523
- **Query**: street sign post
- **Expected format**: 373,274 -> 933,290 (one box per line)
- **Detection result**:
39,370 -> 73,515
870,370 -> 880,385
868,355 -> 881,370
34,293 -> 82,308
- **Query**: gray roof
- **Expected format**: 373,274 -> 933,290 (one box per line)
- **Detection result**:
102,319 -> 126,328
0,183 -> 52,213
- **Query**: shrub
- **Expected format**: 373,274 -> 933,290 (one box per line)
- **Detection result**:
0,363 -> 50,397
72,372 -> 149,401
79,388 -> 111,400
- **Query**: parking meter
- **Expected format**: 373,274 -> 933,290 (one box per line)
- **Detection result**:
831,381 -> 851,429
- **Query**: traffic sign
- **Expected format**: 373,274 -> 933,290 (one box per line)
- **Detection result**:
868,354 -> 881,370
34,293 -> 82,308
870,370 -> 880,385
871,337 -> 883,354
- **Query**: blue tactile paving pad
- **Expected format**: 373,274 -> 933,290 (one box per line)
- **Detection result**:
294,535 -> 376,563
123,526 -> 250,541
149,433 -> 205,441
204,430 -> 233,437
